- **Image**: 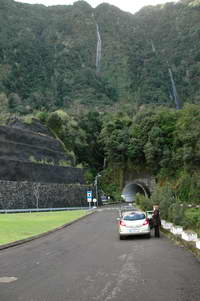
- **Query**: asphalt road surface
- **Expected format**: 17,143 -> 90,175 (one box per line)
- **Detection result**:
0,208 -> 200,301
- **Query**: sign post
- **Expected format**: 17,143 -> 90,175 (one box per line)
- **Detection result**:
93,198 -> 97,208
87,191 -> 92,209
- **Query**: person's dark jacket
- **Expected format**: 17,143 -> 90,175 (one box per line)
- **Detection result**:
152,209 -> 161,227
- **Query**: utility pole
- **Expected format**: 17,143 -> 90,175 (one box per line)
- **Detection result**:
95,175 -> 98,207
95,173 -> 101,207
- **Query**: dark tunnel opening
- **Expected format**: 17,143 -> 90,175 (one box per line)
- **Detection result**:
122,183 -> 150,202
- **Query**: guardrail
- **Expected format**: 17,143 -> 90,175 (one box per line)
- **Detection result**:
179,204 -> 200,208
0,207 -> 90,214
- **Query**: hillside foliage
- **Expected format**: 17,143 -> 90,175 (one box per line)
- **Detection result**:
30,104 -> 200,206
0,0 -> 199,114
0,1 -> 200,227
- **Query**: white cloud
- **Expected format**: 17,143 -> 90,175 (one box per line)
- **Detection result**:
15,0 -> 178,14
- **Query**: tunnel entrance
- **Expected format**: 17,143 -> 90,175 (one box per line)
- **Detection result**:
121,182 -> 150,203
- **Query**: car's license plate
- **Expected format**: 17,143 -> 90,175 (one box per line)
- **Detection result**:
128,229 -> 139,233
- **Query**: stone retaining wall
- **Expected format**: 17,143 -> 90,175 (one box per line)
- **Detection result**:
0,180 -> 91,209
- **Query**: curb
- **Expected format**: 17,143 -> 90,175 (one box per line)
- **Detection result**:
0,210 -> 96,251
161,228 -> 200,260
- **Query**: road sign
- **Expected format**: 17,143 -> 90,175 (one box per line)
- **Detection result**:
87,191 -> 92,202
93,198 -> 97,203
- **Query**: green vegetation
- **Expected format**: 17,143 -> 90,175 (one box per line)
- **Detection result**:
32,104 -> 200,213
100,104 -> 200,179
29,155 -> 71,167
0,0 -> 200,114
36,109 -> 104,171
29,156 -> 54,165
99,104 -> 200,232
185,208 -> 200,234
0,1 -> 199,233
136,193 -> 154,211
136,182 -> 200,235
0,210 -> 87,245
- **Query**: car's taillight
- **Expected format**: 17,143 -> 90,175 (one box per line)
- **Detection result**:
143,219 -> 149,226
120,220 -> 126,226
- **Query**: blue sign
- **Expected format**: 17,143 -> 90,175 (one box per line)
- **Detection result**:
87,191 -> 92,202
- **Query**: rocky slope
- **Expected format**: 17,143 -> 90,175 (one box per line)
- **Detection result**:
0,118 -> 84,184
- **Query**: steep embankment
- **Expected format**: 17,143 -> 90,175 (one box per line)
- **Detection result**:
0,118 -> 82,183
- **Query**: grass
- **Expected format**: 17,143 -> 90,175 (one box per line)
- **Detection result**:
0,210 -> 87,245
184,208 -> 200,237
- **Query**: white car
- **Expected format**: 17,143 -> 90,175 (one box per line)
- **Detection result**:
146,210 -> 154,229
119,204 -> 137,217
118,211 -> 151,239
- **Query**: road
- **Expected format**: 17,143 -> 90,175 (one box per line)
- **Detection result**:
0,208 -> 200,301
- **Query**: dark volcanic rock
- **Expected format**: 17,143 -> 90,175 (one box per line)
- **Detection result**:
0,119 -> 84,184
0,125 -> 62,152
0,137 -> 72,165
8,118 -> 53,137
0,119 -> 74,165
0,159 -> 84,184
0,119 -> 86,208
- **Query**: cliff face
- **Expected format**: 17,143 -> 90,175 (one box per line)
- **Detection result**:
0,0 -> 199,113
0,119 -> 73,164
0,118 -> 84,184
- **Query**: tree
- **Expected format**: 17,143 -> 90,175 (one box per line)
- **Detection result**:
32,183 -> 41,209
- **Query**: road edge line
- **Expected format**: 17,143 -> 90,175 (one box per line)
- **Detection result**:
161,228 -> 200,261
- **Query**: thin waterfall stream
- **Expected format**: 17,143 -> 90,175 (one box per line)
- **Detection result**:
96,23 -> 102,73
168,68 -> 182,110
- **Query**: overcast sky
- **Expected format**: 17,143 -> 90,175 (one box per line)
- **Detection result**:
15,0 -> 178,14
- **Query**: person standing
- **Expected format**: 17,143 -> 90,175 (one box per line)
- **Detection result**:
152,205 -> 161,237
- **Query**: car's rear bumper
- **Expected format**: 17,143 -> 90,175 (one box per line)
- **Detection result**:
119,227 -> 150,236
119,231 -> 150,236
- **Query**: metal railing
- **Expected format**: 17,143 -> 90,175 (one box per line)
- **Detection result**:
0,207 -> 91,214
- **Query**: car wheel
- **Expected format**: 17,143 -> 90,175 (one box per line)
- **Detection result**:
119,235 -> 125,240
146,233 -> 151,238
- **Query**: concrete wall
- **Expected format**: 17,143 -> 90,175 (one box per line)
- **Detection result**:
0,180 -> 91,209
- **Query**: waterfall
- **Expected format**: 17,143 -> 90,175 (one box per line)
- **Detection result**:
168,68 -> 182,110
151,40 -> 156,53
96,23 -> 102,73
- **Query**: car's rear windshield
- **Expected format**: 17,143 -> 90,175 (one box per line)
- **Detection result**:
123,213 -> 146,221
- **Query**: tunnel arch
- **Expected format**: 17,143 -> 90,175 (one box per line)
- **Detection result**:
121,181 -> 150,202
